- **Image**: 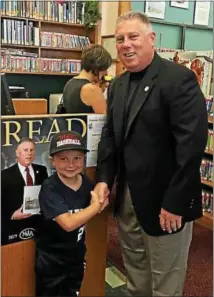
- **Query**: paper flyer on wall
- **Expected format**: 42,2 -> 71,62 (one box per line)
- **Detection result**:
86,114 -> 106,167
23,185 -> 42,215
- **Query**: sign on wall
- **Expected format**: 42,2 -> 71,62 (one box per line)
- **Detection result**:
194,2 -> 210,26
170,1 -> 189,9
145,2 -> 166,19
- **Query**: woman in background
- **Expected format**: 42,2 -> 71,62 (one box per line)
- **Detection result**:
63,44 -> 112,114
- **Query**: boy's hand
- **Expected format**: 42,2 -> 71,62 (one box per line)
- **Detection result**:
94,182 -> 110,211
90,191 -> 102,212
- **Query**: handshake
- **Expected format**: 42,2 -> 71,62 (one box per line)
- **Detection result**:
90,182 -> 110,213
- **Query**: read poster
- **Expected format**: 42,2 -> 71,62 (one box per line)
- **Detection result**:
1,114 -> 105,245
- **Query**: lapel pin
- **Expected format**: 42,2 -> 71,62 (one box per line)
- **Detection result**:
144,86 -> 149,92
36,171 -> 39,174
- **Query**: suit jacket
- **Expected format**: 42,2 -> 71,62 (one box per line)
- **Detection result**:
1,163 -> 48,245
96,53 -> 208,236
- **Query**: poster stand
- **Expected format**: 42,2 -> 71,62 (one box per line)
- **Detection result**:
1,115 -> 108,296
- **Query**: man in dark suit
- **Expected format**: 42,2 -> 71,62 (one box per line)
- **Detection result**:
2,137 -> 48,245
95,12 -> 208,296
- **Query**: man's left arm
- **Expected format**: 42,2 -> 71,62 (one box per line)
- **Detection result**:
162,69 -> 208,217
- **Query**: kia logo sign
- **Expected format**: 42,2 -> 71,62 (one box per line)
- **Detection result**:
19,228 -> 35,240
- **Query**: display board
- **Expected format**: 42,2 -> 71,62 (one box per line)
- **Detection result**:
1,113 -> 106,245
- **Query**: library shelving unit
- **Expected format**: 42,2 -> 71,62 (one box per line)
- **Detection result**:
1,11 -> 96,76
197,114 -> 213,230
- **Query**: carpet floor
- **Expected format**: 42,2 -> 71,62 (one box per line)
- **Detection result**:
107,213 -> 213,297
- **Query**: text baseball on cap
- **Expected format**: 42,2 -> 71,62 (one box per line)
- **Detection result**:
56,134 -> 81,147
49,130 -> 89,156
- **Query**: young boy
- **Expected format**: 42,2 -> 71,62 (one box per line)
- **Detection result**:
35,130 -> 104,297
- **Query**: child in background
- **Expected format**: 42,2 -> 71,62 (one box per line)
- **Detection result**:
35,130 -> 105,297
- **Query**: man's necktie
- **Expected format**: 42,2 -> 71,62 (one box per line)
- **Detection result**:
25,167 -> 33,186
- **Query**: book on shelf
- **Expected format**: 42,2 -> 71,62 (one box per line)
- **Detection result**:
0,1 -> 85,24
202,190 -> 213,215
40,32 -> 90,49
1,18 -> 91,49
1,47 -> 81,73
206,130 -> 214,152
40,58 -> 81,73
200,159 -> 213,183
1,18 -> 39,45
1,47 -> 38,72
205,97 -> 213,117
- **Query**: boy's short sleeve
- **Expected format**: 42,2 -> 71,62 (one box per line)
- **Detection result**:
39,183 -> 68,220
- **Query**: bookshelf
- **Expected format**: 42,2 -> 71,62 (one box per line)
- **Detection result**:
1,70 -> 79,76
197,107 -> 213,229
1,2 -> 97,76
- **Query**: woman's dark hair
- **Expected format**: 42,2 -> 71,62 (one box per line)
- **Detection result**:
81,44 -> 112,76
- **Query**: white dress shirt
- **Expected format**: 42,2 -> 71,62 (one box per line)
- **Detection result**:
18,162 -> 35,185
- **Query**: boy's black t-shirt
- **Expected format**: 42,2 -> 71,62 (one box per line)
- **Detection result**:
35,172 -> 93,274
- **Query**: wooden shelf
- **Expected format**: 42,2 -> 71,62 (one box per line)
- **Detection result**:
201,179 -> 213,188
1,15 -> 85,28
196,212 -> 213,230
40,46 -> 82,52
0,15 -> 39,22
2,43 -> 39,49
204,149 -> 213,155
41,20 -> 84,28
203,212 -> 213,220
2,44 -> 82,52
1,70 -> 78,76
208,115 -> 213,124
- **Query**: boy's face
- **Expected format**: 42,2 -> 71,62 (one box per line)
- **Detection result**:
52,150 -> 85,179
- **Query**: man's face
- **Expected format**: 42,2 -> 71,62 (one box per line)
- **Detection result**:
16,141 -> 35,167
115,19 -> 156,72
52,150 -> 85,179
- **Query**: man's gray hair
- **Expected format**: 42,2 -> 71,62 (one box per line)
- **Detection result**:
16,137 -> 35,148
116,11 -> 153,32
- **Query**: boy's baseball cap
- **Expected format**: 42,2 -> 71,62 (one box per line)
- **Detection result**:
49,130 -> 89,156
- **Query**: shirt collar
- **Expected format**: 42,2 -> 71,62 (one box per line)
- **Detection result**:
18,162 -> 33,174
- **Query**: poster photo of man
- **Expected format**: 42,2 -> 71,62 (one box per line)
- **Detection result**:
1,138 -> 48,245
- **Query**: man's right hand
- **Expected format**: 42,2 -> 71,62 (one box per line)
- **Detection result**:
94,182 -> 110,211
11,206 -> 32,220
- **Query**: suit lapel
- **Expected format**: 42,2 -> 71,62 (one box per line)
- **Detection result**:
15,163 -> 26,186
124,53 -> 161,141
113,71 -> 130,148
32,164 -> 39,185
